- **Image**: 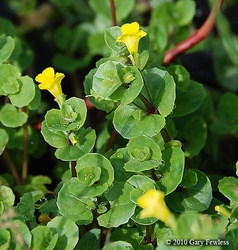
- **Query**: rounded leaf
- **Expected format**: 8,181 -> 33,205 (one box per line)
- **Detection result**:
9,76 -> 35,107
48,216 -> 79,250
97,181 -> 136,228
31,226 -> 58,250
0,104 -> 27,127
41,120 -> 67,148
113,104 -> 165,139
68,153 -> 114,197
0,128 -> 8,155
167,169 -> 212,212
57,179 -> 94,225
142,67 -> 176,116
55,128 -> 96,161
0,35 -> 14,64
156,146 -> 185,194
0,185 -> 15,208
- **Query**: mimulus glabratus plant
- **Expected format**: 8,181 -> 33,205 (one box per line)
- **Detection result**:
0,17 -> 237,250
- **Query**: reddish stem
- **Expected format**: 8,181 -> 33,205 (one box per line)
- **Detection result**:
71,161 -> 77,177
105,128 -> 118,152
110,0 -> 117,26
163,0 -> 223,65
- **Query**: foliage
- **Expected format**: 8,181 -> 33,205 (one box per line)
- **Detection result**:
0,0 -> 238,249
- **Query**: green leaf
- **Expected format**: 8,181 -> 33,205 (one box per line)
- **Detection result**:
0,228 -> 10,250
0,64 -> 21,95
9,76 -> 35,107
91,61 -> 124,101
142,67 -> 176,116
31,226 -> 58,250
0,35 -> 14,64
48,216 -> 79,250
41,120 -> 67,148
175,213 -> 228,239
68,153 -> 114,197
2,77 -> 19,94
76,229 -> 100,250
216,13 -> 238,67
226,228 -> 238,250
172,0 -> 196,26
97,182 -> 136,228
104,26 -> 123,52
31,176 -> 52,192
168,65 -> 190,90
16,192 -> 35,221
0,104 -> 27,128
57,179 -> 94,225
113,104 -> 165,139
0,185 -> 15,208
115,66 -> 144,105
8,220 -> 32,250
0,128 -> 8,155
171,80 -> 206,117
180,169 -> 198,188
218,177 -> 238,206
124,135 -> 162,172
131,207 -> 158,226
53,25 -> 72,50
180,117 -> 207,157
55,128 -> 96,161
110,227 -> 154,250
110,148 -> 132,182
84,68 -> 115,113
28,85 -> 41,110
89,0 -> 135,22
218,93 -> 238,123
103,241 -> 134,250
156,145 -> 185,194
61,97 -> 87,130
167,169 -> 212,212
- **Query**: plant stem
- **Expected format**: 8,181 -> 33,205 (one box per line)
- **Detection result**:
22,106 -> 28,184
163,0 -> 223,65
1,150 -> 21,185
110,0 -> 117,26
71,161 -> 77,177
138,93 -> 155,114
161,128 -> 171,143
105,128 -> 118,152
145,225 -> 152,244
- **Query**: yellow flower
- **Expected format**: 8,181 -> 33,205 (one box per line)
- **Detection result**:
214,205 -> 231,218
117,22 -> 146,55
137,189 -> 174,227
35,67 -> 65,102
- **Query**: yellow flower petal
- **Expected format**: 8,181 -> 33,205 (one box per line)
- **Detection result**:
35,67 -> 65,100
121,22 -> 139,35
137,189 -> 173,225
117,22 -> 147,55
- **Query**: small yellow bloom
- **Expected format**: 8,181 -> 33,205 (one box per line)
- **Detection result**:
117,22 -> 147,55
137,189 -> 174,226
214,205 -> 231,218
35,67 -> 65,101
